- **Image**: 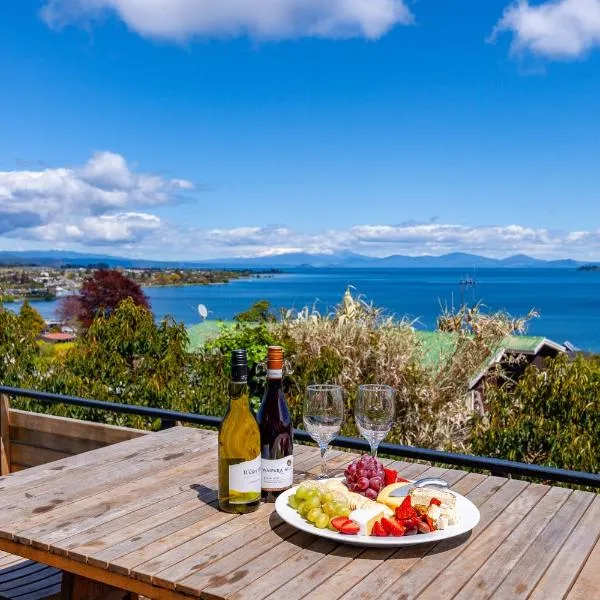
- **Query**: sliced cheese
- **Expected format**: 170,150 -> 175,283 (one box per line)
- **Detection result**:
348,508 -> 385,536
376,482 -> 413,510
409,487 -> 456,509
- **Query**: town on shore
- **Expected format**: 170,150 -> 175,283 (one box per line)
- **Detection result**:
0,265 -> 277,303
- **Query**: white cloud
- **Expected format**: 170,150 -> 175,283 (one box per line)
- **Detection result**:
40,0 -> 413,41
2,153 -> 600,260
492,0 -> 600,59
135,222 -> 600,261
0,152 -> 192,245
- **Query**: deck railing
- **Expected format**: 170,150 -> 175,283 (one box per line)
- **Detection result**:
1,385 -> 599,488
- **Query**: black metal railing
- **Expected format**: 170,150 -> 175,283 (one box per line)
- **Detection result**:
1,385 -> 599,488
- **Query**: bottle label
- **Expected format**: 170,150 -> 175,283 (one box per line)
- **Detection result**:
229,454 -> 261,504
262,456 -> 294,491
267,368 -> 283,379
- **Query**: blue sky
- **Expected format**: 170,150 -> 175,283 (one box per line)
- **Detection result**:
1,0 -> 599,260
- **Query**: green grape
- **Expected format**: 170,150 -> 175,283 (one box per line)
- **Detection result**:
287,494 -> 300,510
337,506 -> 351,518
322,502 -> 337,517
321,492 -> 334,504
306,495 -> 321,509
307,508 -> 323,523
297,501 -> 309,516
295,486 -> 310,501
315,513 -> 330,529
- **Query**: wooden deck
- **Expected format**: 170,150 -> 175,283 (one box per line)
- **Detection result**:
0,426 -> 598,599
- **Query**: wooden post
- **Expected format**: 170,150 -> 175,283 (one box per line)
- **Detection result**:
0,393 -> 11,475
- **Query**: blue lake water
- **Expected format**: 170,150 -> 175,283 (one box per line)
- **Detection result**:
9,268 -> 600,351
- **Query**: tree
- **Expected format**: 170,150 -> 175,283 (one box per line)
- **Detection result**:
75,269 -> 150,328
56,295 -> 84,330
19,300 -> 46,336
36,299 -> 210,425
472,355 -> 600,473
0,307 -> 39,386
234,300 -> 276,323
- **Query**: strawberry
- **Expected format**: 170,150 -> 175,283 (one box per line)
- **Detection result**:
381,517 -> 406,537
372,521 -> 388,537
429,497 -> 442,507
331,517 -> 350,532
424,515 -> 436,531
415,518 -> 432,534
339,520 -> 360,535
396,476 -> 410,483
395,495 -> 417,520
383,467 -> 398,486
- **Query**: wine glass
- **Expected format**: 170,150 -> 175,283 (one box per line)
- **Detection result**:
303,384 -> 344,478
354,384 -> 395,457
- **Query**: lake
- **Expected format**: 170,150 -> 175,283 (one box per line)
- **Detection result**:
8,268 -> 600,351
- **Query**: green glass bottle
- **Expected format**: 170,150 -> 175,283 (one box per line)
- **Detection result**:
218,349 -> 262,513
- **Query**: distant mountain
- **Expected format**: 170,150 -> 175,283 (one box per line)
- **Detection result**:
0,250 -> 596,269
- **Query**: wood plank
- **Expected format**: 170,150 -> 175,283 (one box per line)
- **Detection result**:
118,500 -> 273,580
60,487 -> 214,561
267,469 -> 482,600
208,467 -> 456,600
0,394 -> 11,476
452,484 -> 572,600
85,499 -> 225,570
175,519 -> 299,596
10,442 -> 72,468
0,429 -> 207,525
530,495 -> 600,600
567,537 -> 600,600
207,531 -> 339,600
416,482 -> 556,600
10,441 -> 218,546
9,410 -> 147,446
146,504 -> 279,590
0,426 -> 200,495
11,426 -> 111,457
490,489 -> 596,600
23,463 -> 218,553
0,538 -> 193,600
5,440 -> 219,553
130,455 -> 382,588
334,476 -> 524,600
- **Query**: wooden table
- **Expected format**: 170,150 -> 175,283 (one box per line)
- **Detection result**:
0,427 -> 598,600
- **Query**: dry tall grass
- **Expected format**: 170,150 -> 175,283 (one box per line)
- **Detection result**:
275,289 -> 534,451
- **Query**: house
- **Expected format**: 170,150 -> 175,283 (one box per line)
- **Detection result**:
414,330 -> 566,413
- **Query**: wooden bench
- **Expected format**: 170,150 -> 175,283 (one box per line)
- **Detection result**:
0,551 -> 61,600
0,395 -> 149,599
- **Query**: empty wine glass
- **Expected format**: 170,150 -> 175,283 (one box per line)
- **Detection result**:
303,384 -> 344,478
354,384 -> 395,457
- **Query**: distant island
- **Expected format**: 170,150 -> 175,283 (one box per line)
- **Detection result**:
577,265 -> 600,272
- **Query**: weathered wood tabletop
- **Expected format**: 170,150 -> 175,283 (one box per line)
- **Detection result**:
0,426 -> 598,600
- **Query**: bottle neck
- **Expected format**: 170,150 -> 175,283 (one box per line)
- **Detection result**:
229,380 -> 249,406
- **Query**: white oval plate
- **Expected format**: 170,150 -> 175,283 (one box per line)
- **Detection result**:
275,479 -> 480,547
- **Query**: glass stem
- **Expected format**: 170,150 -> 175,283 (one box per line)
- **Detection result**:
370,443 -> 378,458
320,445 -> 328,477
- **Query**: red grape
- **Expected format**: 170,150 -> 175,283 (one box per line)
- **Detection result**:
365,488 -> 378,500
344,454 -> 387,498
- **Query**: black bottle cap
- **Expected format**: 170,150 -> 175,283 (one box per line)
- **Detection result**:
231,349 -> 248,382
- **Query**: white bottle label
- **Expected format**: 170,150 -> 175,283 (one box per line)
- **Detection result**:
262,455 -> 294,491
229,454 -> 261,504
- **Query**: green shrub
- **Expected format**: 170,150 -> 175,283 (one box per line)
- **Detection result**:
472,354 -> 600,472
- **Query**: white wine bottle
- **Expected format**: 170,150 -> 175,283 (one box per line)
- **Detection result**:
218,349 -> 261,513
